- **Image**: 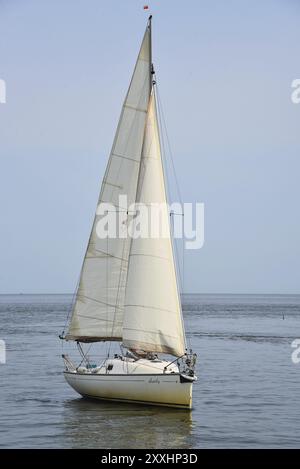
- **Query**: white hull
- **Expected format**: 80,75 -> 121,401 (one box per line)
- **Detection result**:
64,358 -> 195,409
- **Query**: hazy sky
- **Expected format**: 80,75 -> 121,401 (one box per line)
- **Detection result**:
0,0 -> 299,294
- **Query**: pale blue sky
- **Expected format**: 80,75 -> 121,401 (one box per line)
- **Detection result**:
0,0 -> 299,294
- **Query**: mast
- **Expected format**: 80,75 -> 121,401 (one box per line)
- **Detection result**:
148,15 -> 153,93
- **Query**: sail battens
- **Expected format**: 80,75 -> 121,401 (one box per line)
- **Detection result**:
93,202 -> 133,213
139,156 -> 159,161
128,253 -> 172,262
77,294 -> 123,311
103,180 -> 123,190
71,314 -> 117,325
112,153 -> 140,163
124,304 -> 179,315
123,327 -> 181,340
93,249 -> 129,263
124,103 -> 147,113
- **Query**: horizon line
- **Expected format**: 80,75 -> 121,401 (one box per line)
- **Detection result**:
0,292 -> 299,296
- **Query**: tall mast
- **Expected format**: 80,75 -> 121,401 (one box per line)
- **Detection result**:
148,15 -> 153,93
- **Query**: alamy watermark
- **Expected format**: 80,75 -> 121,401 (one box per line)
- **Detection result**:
95,195 -> 204,250
291,339 -> 300,364
0,340 -> 6,364
0,78 -> 6,104
291,79 -> 300,104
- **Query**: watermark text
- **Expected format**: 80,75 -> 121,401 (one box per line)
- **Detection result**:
0,78 -> 6,104
291,339 -> 300,364
0,340 -> 6,364
291,79 -> 300,104
95,196 -> 204,250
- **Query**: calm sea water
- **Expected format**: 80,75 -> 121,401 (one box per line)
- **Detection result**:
0,293 -> 300,449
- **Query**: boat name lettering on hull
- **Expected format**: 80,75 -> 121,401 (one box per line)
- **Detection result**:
148,377 -> 160,384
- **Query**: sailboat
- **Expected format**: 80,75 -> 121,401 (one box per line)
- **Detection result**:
60,16 -> 197,409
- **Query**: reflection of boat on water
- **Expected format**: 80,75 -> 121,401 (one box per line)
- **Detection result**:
62,398 -> 194,449
60,16 -> 197,409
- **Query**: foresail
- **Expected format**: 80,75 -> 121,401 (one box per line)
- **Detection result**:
122,94 -> 186,357
66,24 -> 152,342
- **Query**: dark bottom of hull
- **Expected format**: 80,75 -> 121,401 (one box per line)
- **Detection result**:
80,393 -> 192,410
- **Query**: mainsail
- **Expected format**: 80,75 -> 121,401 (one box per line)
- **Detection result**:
65,22 -> 152,342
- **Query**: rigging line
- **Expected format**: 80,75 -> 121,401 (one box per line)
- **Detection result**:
155,85 -> 183,205
170,212 -> 184,288
61,275 -> 80,338
155,84 -> 184,291
106,235 -> 109,358
156,83 -> 185,295
77,341 -> 93,369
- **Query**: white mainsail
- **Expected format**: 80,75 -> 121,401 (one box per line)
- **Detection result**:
66,24 -> 152,342
122,94 -> 186,357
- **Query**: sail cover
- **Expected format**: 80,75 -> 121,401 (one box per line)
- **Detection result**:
122,94 -> 186,357
66,24 -> 152,342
